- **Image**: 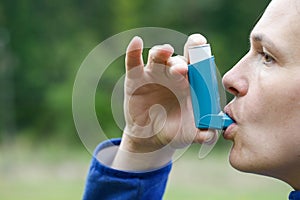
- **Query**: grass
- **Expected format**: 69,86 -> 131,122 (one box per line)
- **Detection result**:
0,139 -> 90,200
0,141 -> 292,200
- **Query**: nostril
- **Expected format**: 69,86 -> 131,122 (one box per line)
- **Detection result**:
228,87 -> 239,96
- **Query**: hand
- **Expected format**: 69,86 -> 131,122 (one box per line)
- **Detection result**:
111,34 -> 217,171
121,34 -> 216,153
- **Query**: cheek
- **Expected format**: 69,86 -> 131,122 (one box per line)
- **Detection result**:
245,69 -> 300,129
231,70 -> 300,171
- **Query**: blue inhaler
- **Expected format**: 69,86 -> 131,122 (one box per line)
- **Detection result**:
188,44 -> 234,130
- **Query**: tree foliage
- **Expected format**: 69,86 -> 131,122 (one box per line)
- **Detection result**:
0,0 -> 270,145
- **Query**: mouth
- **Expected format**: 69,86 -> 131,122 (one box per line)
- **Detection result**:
223,106 -> 237,140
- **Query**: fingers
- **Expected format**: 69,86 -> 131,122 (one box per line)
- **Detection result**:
126,36 -> 144,78
147,44 -> 174,69
166,55 -> 188,76
126,34 -> 206,77
184,34 -> 207,63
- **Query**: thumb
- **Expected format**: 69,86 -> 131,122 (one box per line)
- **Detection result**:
193,129 -> 218,144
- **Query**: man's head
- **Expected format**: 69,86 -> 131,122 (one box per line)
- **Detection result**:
222,0 -> 300,189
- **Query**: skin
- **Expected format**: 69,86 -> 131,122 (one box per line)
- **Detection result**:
222,0 -> 300,190
112,0 -> 300,190
123,34 -> 218,152
112,35 -> 217,170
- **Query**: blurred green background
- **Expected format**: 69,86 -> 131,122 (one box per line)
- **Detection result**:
0,0 -> 292,199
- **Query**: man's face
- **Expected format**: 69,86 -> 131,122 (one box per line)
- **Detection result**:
222,0 -> 300,189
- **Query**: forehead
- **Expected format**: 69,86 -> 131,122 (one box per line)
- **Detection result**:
255,0 -> 300,28
252,0 -> 300,61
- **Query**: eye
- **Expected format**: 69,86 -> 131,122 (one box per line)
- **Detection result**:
260,51 -> 275,65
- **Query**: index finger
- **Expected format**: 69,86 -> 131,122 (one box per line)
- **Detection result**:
184,34 -> 207,64
126,36 -> 144,71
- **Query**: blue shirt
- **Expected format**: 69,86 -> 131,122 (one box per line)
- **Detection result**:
290,191 -> 300,200
83,138 -> 300,200
82,138 -> 171,200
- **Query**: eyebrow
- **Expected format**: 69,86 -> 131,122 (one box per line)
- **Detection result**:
251,33 -> 274,46
250,32 -> 282,57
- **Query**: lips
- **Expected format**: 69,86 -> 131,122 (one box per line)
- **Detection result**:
224,105 -> 234,121
223,105 -> 237,140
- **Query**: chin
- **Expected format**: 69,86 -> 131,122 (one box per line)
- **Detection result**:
229,150 -> 249,173
228,145 -> 265,174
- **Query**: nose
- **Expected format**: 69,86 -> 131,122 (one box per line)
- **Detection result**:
222,57 -> 249,97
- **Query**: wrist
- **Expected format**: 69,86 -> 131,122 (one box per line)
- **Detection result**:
119,133 -> 168,153
111,134 -> 175,171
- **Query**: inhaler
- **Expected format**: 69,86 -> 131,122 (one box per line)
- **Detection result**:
188,44 -> 234,130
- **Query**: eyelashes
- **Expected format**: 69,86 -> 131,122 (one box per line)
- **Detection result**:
254,45 -> 276,66
260,51 -> 275,65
